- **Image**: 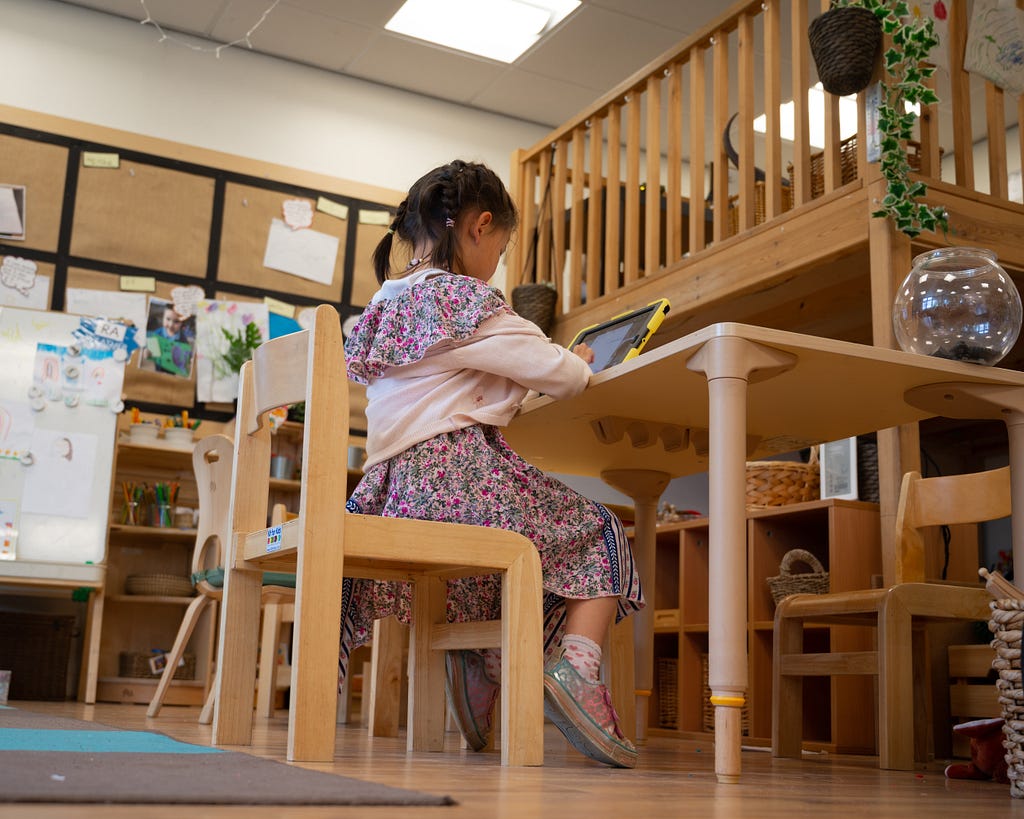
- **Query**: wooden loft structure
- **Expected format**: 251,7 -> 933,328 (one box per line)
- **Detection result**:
506,0 -> 1024,558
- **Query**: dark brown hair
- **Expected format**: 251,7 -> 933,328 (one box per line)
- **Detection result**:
372,159 -> 518,284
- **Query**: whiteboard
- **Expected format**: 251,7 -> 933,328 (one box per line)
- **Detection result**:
0,307 -> 122,579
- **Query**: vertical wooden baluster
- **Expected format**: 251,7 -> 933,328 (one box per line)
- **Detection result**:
763,0 -> 783,219
986,81 -> 1009,200
738,12 -> 756,232
791,0 -> 811,206
604,103 -> 622,296
569,126 -> 586,308
666,60 -> 683,263
624,91 -> 642,284
536,146 -> 553,289
948,0 -> 974,189
712,28 -> 729,242
689,44 -> 707,254
586,113 -> 604,301
645,73 -> 662,278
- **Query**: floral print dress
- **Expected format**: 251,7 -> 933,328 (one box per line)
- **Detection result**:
339,272 -> 644,683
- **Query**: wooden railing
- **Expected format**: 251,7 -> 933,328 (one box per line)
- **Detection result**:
507,0 -> 1023,343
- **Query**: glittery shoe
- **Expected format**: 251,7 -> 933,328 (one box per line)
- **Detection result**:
444,650 -> 499,752
543,652 -> 638,768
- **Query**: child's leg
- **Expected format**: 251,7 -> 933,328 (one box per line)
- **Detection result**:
545,595 -> 637,768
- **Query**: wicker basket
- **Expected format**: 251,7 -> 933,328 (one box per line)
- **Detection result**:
119,651 -> 196,680
124,574 -> 194,597
746,447 -> 820,508
701,654 -> 750,734
727,181 -> 795,236
767,549 -> 830,606
657,657 -> 678,729
988,598 -> 1024,797
511,282 -> 557,335
808,6 -> 882,97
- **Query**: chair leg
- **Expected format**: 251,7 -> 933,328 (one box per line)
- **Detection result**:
772,603 -> 805,759
77,588 -> 104,704
147,595 -> 210,718
211,566 -> 263,748
878,592 -> 914,770
199,670 -> 218,724
368,616 -> 405,738
606,618 -> 636,742
499,551 -> 544,767
256,601 -> 284,718
408,576 -> 447,753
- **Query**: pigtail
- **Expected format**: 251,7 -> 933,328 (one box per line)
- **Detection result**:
371,201 -> 407,284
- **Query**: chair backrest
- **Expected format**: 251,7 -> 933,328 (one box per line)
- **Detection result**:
230,303 -> 349,557
191,433 -> 234,584
893,466 -> 1011,584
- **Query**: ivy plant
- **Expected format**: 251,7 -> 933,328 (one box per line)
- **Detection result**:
833,0 -> 949,237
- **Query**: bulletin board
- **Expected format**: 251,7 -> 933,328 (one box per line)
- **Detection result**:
0,106 -> 404,433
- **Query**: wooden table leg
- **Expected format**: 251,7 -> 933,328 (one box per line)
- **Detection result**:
601,469 -> 670,743
688,334 -> 796,784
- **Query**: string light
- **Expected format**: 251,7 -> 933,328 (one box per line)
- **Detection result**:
138,0 -> 282,58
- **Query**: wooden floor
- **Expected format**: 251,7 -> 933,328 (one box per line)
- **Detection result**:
2,700 -> 1019,818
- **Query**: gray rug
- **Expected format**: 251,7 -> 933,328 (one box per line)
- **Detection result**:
0,706 -> 454,806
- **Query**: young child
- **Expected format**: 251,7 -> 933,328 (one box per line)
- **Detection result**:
342,159 -> 643,768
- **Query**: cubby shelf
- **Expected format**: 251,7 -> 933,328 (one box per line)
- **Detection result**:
649,498 -> 881,753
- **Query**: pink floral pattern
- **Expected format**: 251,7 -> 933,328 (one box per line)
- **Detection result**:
345,272 -> 512,384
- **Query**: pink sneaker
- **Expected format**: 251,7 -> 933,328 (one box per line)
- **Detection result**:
444,650 -> 499,752
543,652 -> 638,768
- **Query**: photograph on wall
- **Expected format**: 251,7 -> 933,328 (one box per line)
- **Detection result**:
0,184 -> 26,241
194,299 -> 269,402
139,296 -> 196,378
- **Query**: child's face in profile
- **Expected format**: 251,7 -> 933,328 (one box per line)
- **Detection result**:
162,308 -> 184,336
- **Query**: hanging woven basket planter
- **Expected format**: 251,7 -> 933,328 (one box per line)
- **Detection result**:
808,5 -> 883,97
512,281 -> 558,336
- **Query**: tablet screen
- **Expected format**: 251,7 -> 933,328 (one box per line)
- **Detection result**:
570,299 -> 670,373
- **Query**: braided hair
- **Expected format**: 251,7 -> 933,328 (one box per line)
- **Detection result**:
371,159 -> 518,284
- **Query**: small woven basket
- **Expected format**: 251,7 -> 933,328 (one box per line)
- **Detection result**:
125,574 -> 194,597
808,5 -> 882,97
988,598 -> 1024,796
657,657 -> 678,729
767,549 -> 830,606
746,447 -> 820,508
511,282 -> 558,335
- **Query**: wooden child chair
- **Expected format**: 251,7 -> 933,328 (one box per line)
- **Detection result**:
146,434 -> 295,721
211,303 -> 545,765
772,466 -> 1008,769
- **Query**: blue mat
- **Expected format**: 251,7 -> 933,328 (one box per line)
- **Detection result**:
0,706 -> 454,805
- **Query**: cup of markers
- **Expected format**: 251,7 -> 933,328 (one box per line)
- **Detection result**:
149,483 -> 179,528
163,411 -> 200,447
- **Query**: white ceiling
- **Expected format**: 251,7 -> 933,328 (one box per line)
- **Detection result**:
53,0 -> 726,128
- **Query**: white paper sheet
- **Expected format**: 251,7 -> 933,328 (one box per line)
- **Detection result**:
65,288 -> 147,332
262,218 -> 339,285
21,428 -> 99,519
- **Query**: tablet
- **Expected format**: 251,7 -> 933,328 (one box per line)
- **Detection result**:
568,298 -> 671,373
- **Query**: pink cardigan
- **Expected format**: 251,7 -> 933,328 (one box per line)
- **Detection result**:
363,311 -> 590,467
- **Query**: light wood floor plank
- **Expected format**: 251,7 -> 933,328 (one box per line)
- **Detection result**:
0,701 -> 1013,818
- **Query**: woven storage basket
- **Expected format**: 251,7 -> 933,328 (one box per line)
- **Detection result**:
657,657 -> 678,729
746,447 -> 820,508
808,6 -> 882,97
727,181 -> 795,236
767,549 -> 830,606
119,651 -> 196,680
511,282 -> 557,335
989,598 -> 1024,797
701,654 -> 750,734
124,574 -> 194,597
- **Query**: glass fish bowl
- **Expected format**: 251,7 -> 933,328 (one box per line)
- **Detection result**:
892,247 -> 1022,366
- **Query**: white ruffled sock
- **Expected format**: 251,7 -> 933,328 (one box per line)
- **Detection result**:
561,633 -> 602,683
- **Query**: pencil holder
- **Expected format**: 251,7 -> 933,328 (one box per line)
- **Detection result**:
163,427 -> 195,448
120,500 -> 145,526
150,503 -> 172,528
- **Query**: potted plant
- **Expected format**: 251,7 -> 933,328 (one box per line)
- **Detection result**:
811,0 -> 948,238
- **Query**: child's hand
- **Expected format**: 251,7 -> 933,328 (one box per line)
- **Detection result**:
572,342 -> 595,364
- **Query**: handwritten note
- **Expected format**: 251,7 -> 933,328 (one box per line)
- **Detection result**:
0,256 -> 36,295
171,285 -> 204,319
262,218 -> 338,285
282,198 -> 314,230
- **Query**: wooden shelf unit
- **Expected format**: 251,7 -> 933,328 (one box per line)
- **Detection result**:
650,498 -> 881,753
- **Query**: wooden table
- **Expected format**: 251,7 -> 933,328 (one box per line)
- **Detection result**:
505,322 -> 1024,783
